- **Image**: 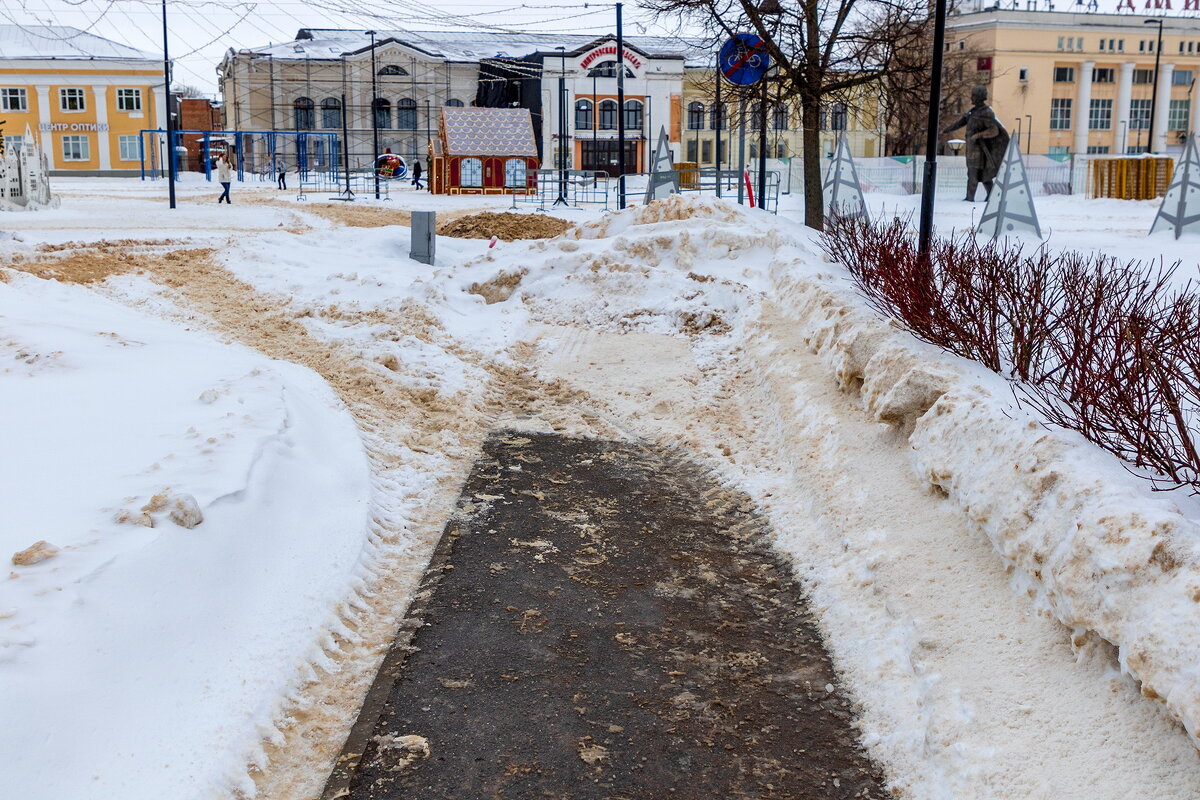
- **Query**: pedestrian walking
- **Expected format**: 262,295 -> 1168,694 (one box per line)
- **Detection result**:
411,159 -> 424,190
276,159 -> 287,191
216,153 -> 233,204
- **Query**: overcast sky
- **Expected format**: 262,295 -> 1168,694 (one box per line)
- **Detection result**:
2,0 -> 685,94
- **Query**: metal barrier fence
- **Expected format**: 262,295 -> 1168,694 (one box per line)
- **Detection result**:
514,169 -> 612,210
297,172 -> 390,201
675,168 -> 781,213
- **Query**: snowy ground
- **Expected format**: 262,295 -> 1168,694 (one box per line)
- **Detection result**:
3,175 -> 1200,799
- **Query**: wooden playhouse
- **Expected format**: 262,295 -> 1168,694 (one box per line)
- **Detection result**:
429,107 -> 538,195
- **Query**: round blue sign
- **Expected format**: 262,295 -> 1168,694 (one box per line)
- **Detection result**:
718,33 -> 772,86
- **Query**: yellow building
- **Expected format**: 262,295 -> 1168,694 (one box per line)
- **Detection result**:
0,25 -> 165,174
680,68 -> 884,167
946,5 -> 1200,155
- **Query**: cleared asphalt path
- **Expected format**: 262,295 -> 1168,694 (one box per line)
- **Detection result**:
325,431 -> 888,799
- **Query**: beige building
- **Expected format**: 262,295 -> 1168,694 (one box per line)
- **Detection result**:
946,5 -> 1200,155
679,68 -> 884,167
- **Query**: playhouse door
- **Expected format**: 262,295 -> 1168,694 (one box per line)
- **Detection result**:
483,157 -> 505,189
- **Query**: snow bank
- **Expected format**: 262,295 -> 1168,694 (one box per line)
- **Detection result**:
771,250 -> 1200,747
0,272 -> 371,798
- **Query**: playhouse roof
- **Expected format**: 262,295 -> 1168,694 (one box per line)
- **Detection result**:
441,107 -> 537,158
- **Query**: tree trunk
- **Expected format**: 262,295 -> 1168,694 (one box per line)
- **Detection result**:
801,93 -> 823,231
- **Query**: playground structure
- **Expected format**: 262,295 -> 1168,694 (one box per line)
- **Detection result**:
138,129 -> 340,182
0,125 -> 56,210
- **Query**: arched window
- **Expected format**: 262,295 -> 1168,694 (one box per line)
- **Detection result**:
446,98 -> 464,107
460,157 -> 482,187
293,96 -> 315,130
320,97 -> 341,129
397,98 -> 417,129
373,98 -> 390,129
377,64 -> 408,76
623,99 -> 643,130
749,101 -> 763,131
687,101 -> 705,130
575,99 -> 593,130
772,104 -> 789,131
587,60 -> 634,78
598,99 -> 617,130
709,102 -> 726,131
505,157 -> 527,187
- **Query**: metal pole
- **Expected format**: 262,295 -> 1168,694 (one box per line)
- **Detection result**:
368,30 -> 380,199
1024,114 -> 1032,155
341,91 -> 353,198
616,2 -> 626,208
758,77 -> 768,209
592,71 -> 597,171
1147,19 -> 1164,153
556,47 -> 569,205
161,0 -> 176,209
737,99 -> 746,205
917,0 -> 948,258
715,72 -> 722,198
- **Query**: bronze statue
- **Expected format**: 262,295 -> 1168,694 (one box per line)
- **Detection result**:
942,86 -> 1010,201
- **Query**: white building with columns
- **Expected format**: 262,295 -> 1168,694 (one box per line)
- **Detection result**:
945,5 -> 1200,155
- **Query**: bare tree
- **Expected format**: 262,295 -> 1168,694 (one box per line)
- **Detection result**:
645,0 -> 933,229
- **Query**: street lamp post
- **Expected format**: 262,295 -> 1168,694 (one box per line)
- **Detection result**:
555,46 -> 569,206
1145,18 -> 1165,153
1024,114 -> 1032,155
367,30 -> 380,199
160,0 -> 175,209
917,0 -> 950,258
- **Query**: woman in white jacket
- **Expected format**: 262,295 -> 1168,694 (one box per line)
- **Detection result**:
216,154 -> 233,204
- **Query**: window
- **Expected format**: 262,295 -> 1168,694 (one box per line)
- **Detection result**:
750,101 -> 763,131
1050,97 -> 1072,130
1057,36 -> 1064,50
622,99 -> 643,130
1130,98 -> 1152,129
397,98 -> 416,129
701,140 -> 712,163
59,87 -> 86,112
773,104 -> 789,130
377,65 -> 408,76
1019,67 -> 1029,82
293,96 -> 315,129
687,101 -> 704,130
575,99 -> 593,130
61,134 -> 89,160
1173,69 -> 1194,86
1086,145 -> 1110,154
1169,99 -> 1190,131
775,142 -> 787,158
117,135 -> 139,161
4,135 -> 23,153
373,98 -> 390,129
1093,67 -> 1114,83
446,98 -> 464,107
1089,98 -> 1113,130
686,139 -> 698,162
1100,39 -> 1106,51
116,88 -> 142,112
1133,68 -> 1154,84
504,158 -> 526,188
598,99 -> 617,130
587,60 -> 633,78
1127,144 -> 1150,154
830,103 -> 847,131
1054,66 -> 1075,83
1,87 -> 27,111
460,157 -> 482,187
1139,39 -> 1146,52
321,97 -> 341,129
1117,39 -> 1125,52
1049,145 -> 1069,155
1077,37 -> 1084,50
709,102 -> 726,130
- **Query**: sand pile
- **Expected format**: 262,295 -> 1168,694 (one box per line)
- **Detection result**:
438,212 -> 572,241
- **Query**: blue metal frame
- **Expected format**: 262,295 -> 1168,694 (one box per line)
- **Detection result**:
137,128 -> 340,182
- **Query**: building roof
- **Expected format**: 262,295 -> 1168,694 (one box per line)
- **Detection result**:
236,28 -> 709,67
0,24 -> 157,61
441,107 -> 537,157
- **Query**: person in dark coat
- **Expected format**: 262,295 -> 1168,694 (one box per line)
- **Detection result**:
942,86 -> 1010,202
276,158 -> 287,190
411,159 -> 424,190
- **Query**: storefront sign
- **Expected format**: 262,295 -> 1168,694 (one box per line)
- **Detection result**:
38,122 -> 109,132
579,45 -> 643,71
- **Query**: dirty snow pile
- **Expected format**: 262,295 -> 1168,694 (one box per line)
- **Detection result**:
0,272 -> 370,798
